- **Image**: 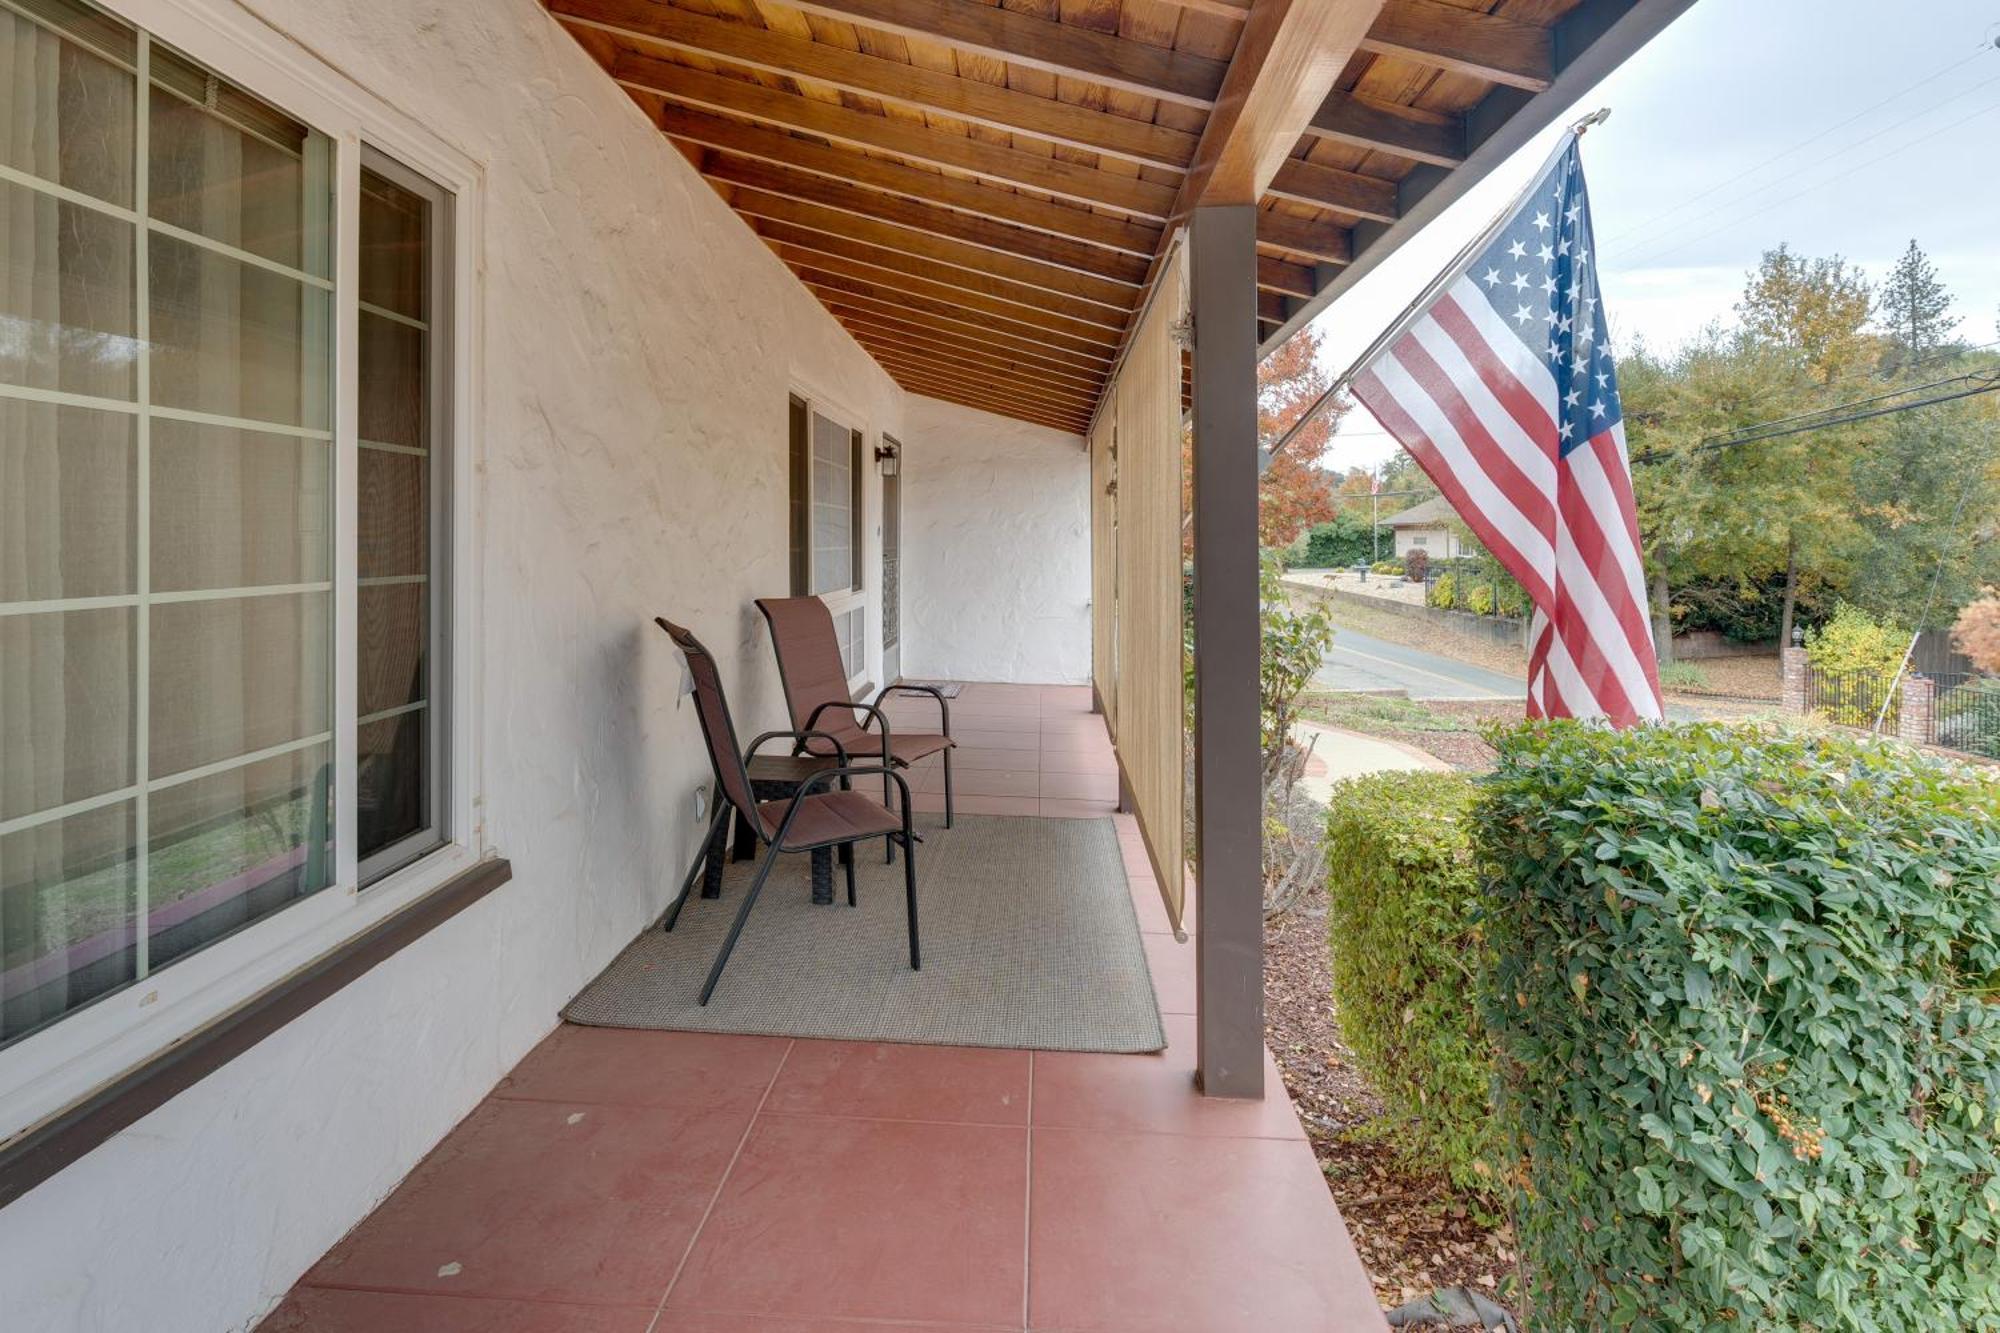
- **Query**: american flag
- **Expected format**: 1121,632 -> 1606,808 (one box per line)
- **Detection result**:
1351,132 -> 1663,726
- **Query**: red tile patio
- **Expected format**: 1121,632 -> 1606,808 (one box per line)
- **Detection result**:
262,685 -> 1383,1332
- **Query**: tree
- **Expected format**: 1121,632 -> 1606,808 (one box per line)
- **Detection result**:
1254,326 -> 1348,546
1737,244 -> 1875,384
1953,591 -> 2000,673
1878,238 -> 1958,369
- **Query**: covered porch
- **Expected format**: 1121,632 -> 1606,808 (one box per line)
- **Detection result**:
0,0 -> 1693,1329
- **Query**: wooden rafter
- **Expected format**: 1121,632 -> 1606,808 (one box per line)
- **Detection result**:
763,242 -> 1123,351
618,58 -> 1178,220
1358,0 -> 1554,92
751,220 -> 1130,332
549,0 -> 1198,170
1266,158 -> 1397,222
844,331 -> 1104,411
810,294 -> 1113,385
702,153 -> 1152,283
795,272 -> 1118,373
1306,90 -> 1464,167
775,0 -> 1230,109
660,104 -> 1164,258
724,188 -> 1142,311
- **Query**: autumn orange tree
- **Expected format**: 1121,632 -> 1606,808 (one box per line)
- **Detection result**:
1256,327 -> 1347,545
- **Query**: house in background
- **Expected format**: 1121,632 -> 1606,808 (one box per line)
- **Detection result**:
0,0 -> 1692,1327
1385,495 -> 1467,559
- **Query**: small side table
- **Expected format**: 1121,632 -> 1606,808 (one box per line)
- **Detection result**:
705,752 -> 843,905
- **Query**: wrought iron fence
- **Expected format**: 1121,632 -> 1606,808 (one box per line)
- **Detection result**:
1803,666 -> 1902,733
1934,673 -> 2000,759
1804,663 -> 2000,757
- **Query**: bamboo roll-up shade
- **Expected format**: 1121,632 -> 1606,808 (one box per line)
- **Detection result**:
1089,413 -> 1117,735
1110,242 -> 1188,936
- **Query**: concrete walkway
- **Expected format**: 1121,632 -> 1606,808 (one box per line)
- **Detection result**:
1315,626 -> 1526,701
1293,720 -> 1447,804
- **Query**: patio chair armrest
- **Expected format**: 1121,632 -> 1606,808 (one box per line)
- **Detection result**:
803,701 -> 893,767
768,765 -> 916,843
876,683 -> 951,737
745,728 -> 849,768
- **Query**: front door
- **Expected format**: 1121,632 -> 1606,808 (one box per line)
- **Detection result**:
881,440 -> 902,684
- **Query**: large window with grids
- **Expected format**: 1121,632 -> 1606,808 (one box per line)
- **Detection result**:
0,0 -> 454,1050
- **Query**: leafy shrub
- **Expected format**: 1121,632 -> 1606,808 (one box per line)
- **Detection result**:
1302,512 -> 1373,569
1324,772 -> 1502,1197
1403,548 -> 1430,582
1805,600 -> 1909,675
1953,590 -> 2000,672
1430,572 -> 1457,610
1655,659 -> 1711,692
1496,580 -> 1528,617
1466,582 -> 1496,616
1370,558 -> 1405,576
1477,722 -> 2000,1331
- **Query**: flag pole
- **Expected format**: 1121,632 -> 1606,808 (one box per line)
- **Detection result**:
1264,109 -> 1612,464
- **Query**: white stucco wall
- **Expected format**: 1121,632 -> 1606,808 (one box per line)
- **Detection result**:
1393,526 -> 1460,559
899,394 -> 1091,685
0,2 -> 904,1330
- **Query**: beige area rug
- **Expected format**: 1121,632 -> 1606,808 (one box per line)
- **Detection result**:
563,814 -> 1166,1053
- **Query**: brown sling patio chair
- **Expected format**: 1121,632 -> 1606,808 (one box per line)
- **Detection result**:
656,617 -> 920,1006
755,597 -> 956,837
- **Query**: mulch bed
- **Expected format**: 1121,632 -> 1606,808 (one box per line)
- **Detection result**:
1265,889 -> 1519,1310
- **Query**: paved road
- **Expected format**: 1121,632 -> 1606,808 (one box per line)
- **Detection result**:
1314,626 -> 1527,701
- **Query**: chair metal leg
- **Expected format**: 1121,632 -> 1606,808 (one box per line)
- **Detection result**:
665,807 -> 729,932
699,842 -> 785,1006
884,765 -> 896,864
843,841 -> 857,906
902,829 -> 921,971
943,747 -> 955,829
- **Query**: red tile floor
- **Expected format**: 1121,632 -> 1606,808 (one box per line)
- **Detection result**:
263,685 -> 1384,1332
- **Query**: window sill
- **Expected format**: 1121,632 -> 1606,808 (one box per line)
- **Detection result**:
0,856 -> 512,1212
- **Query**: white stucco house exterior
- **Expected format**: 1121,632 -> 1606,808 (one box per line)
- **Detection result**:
1384,496 -> 1466,561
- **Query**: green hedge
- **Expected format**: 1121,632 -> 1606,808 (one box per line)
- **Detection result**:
1325,771 -> 1503,1196
1478,723 -> 2000,1331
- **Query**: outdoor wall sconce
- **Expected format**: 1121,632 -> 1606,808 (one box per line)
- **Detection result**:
875,443 -> 900,476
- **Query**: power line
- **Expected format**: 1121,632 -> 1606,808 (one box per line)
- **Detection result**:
1604,44 -> 1993,252
1623,89 -> 2000,270
1629,370 -> 2000,464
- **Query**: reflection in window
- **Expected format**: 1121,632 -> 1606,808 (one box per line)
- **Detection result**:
356,158 -> 449,878
0,0 -> 333,1046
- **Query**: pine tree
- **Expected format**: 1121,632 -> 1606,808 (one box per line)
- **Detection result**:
1879,238 -> 1958,366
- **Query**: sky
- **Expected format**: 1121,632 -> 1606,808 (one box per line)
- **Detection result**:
1312,0 -> 2000,472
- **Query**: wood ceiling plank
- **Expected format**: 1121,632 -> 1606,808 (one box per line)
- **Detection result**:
1357,0 -> 1554,92
657,103 -> 1163,257
1306,89 -> 1464,166
770,244 -> 1122,353
776,0 -> 1230,108
702,151 -> 1152,282
1176,0 -> 1386,207
1266,156 -> 1397,222
752,217 -> 1130,329
618,56 -> 1178,218
728,188 -> 1141,309
551,0 -> 1198,168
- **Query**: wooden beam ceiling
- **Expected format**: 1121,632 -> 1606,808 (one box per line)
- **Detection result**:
544,0 -> 1669,436
549,0 -> 1199,169
774,0 -> 1231,109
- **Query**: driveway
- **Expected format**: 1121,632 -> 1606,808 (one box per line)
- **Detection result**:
1315,626 -> 1526,701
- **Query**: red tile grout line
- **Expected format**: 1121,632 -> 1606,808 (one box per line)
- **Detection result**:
1021,1051 -> 1035,1333
644,1037 -> 796,1332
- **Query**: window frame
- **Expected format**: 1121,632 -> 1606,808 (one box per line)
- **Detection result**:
0,0 -> 486,1146
786,384 -> 870,692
